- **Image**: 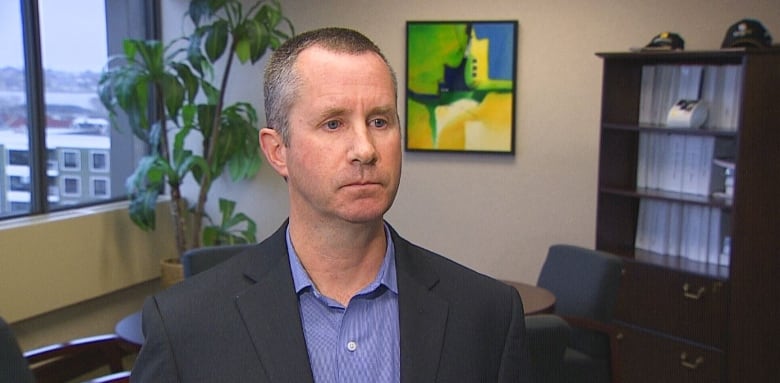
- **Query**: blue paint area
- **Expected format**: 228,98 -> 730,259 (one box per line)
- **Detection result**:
473,23 -> 514,80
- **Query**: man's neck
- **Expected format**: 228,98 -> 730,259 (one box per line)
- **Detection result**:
289,218 -> 387,306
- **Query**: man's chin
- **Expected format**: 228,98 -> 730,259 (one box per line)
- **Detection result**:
339,204 -> 392,224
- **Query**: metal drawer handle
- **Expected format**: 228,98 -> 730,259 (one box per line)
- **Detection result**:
680,352 -> 705,370
682,283 -> 706,300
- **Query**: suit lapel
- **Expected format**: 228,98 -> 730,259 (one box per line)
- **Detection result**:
393,230 -> 449,383
230,223 -> 450,383
234,224 -> 315,383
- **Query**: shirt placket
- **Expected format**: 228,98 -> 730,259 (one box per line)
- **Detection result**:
338,295 -> 372,383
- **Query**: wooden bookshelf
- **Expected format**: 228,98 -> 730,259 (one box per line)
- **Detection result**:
595,49 -> 780,382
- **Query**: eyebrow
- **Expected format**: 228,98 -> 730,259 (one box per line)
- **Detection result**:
315,105 -> 397,121
368,105 -> 397,117
314,106 -> 348,123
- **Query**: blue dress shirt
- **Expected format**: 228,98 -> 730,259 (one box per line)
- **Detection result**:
287,227 -> 400,383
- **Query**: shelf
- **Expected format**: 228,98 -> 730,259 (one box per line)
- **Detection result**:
633,248 -> 729,280
602,122 -> 738,138
599,246 -> 729,280
599,187 -> 733,209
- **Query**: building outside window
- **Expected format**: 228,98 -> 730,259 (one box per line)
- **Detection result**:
9,175 -> 31,192
0,0 -> 155,218
62,176 -> 81,197
10,202 -> 30,213
90,150 -> 109,172
61,149 -> 81,171
47,176 -> 59,203
90,176 -> 110,198
8,150 -> 29,166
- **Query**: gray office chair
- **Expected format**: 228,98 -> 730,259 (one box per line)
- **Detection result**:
1,316 -> 130,383
181,243 -> 254,277
537,244 -> 623,383
525,314 -> 571,383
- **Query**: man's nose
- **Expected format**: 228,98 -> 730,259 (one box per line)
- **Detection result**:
350,124 -> 378,165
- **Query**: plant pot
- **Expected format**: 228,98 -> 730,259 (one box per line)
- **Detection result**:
160,257 -> 184,288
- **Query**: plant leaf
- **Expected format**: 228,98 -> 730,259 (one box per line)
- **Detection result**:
187,32 -> 207,76
235,38 -> 251,64
202,81 -> 219,105
247,21 -> 270,64
171,62 -> 199,104
256,3 -> 281,29
197,103 -> 218,139
127,188 -> 160,231
161,73 -> 185,121
219,198 -> 237,223
202,226 -> 219,246
201,198 -> 257,245
204,20 -> 229,62
188,0 -> 210,26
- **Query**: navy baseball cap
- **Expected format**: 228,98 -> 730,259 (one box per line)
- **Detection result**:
721,19 -> 772,48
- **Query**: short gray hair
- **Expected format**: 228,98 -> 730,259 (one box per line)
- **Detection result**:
263,27 -> 398,145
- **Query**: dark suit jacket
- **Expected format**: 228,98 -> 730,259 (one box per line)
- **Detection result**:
131,223 -> 532,382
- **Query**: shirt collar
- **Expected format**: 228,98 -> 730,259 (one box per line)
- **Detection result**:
287,224 -> 398,296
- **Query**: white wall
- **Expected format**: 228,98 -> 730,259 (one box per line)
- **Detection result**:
165,0 -> 780,283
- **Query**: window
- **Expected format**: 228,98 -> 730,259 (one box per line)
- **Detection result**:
61,150 -> 81,171
90,150 -> 109,172
8,150 -> 29,166
0,0 -> 157,219
9,175 -> 31,192
62,176 -> 81,196
10,202 -> 31,213
90,176 -> 110,198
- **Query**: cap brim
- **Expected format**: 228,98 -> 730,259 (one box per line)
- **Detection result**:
641,45 -> 679,51
722,38 -> 769,48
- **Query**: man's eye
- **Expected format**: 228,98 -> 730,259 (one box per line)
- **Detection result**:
325,120 -> 341,130
371,119 -> 388,128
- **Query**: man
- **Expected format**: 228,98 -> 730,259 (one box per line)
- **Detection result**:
131,27 -> 531,383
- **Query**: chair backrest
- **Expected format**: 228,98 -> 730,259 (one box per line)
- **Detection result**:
0,316 -> 35,383
182,244 -> 254,277
24,334 -> 130,382
537,244 -> 623,357
1,316 -> 130,383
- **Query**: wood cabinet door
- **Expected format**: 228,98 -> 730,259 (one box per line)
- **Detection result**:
617,325 -> 724,383
615,261 -> 729,347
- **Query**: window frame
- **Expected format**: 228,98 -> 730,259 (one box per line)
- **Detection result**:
2,0 -> 159,220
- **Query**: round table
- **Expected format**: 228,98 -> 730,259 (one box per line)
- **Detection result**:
502,280 -> 556,315
115,311 -> 143,351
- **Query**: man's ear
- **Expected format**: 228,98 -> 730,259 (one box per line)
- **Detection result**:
259,127 -> 288,178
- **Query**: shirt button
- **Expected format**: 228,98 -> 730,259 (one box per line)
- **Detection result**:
346,341 -> 358,352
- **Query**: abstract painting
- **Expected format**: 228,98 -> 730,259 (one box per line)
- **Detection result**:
405,21 -> 518,153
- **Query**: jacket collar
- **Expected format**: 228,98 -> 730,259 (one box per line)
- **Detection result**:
234,221 -> 449,383
234,222 -> 314,382
391,226 -> 449,383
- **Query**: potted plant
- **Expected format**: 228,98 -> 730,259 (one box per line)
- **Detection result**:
98,0 -> 293,284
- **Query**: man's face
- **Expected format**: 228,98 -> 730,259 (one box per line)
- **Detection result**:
271,46 -> 402,225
